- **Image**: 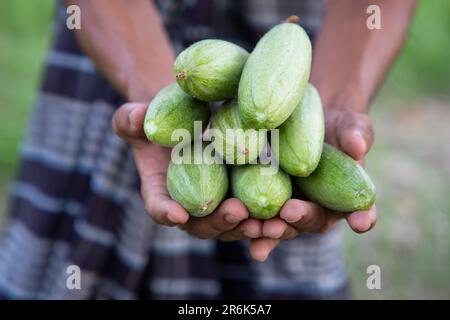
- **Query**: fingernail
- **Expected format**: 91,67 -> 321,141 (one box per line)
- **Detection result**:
225,214 -> 240,224
353,129 -> 367,151
282,212 -> 301,223
286,214 -> 301,223
243,231 -> 256,238
258,252 -> 269,262
128,104 -> 139,131
167,211 -> 179,224
353,128 -> 363,138
271,229 -> 284,239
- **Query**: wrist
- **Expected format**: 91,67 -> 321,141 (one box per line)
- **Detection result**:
126,56 -> 175,102
126,72 -> 174,103
312,81 -> 369,114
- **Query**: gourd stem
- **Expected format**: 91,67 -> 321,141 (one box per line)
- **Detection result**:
176,70 -> 188,80
285,15 -> 300,24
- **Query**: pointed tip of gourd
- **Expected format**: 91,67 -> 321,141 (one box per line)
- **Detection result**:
144,121 -> 158,136
297,163 -> 309,175
200,199 -> 213,213
176,70 -> 188,80
256,112 -> 267,124
258,195 -> 268,208
285,15 -> 300,24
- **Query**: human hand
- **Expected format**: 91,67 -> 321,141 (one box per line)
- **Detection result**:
112,103 -> 376,263
249,108 -> 377,261
112,103 -> 268,242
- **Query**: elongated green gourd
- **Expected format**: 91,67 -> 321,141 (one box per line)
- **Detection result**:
174,39 -> 249,102
210,99 -> 266,165
167,143 -> 228,217
232,165 -> 292,220
274,83 -> 324,177
296,143 -> 376,212
143,83 -> 210,147
238,17 -> 312,129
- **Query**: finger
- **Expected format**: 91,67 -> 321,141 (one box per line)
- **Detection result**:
217,218 -> 263,241
146,197 -> 190,226
112,102 -> 148,143
336,113 -> 374,161
279,199 -> 304,223
112,104 -> 188,227
346,205 -> 377,233
262,217 -> 298,239
142,172 -> 190,226
324,111 -> 340,148
280,199 -> 335,233
182,198 -> 249,239
249,238 -> 280,262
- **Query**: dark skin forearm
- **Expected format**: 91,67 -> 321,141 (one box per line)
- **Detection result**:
63,0 -> 174,102
311,0 -> 417,113
64,0 -> 174,178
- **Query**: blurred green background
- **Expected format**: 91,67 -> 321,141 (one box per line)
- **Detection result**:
0,0 -> 449,299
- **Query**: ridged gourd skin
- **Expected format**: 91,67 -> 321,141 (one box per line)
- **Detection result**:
238,22 -> 312,129
167,143 -> 228,217
274,84 -> 324,177
174,39 -> 249,102
296,143 -> 376,212
211,99 -> 266,165
231,165 -> 292,220
143,83 -> 210,147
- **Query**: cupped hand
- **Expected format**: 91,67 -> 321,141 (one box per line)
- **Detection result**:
112,103 -> 265,243
112,103 -> 377,263
250,108 -> 377,261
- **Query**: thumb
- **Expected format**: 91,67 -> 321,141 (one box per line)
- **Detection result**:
336,113 -> 374,161
112,102 -> 148,143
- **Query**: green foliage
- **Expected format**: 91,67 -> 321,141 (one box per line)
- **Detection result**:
0,0 -> 55,177
381,0 -> 450,99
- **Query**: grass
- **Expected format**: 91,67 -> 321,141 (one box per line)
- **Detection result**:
344,101 -> 450,299
0,0 -> 54,231
0,0 -> 55,179
379,0 -> 450,100
0,0 -> 449,299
